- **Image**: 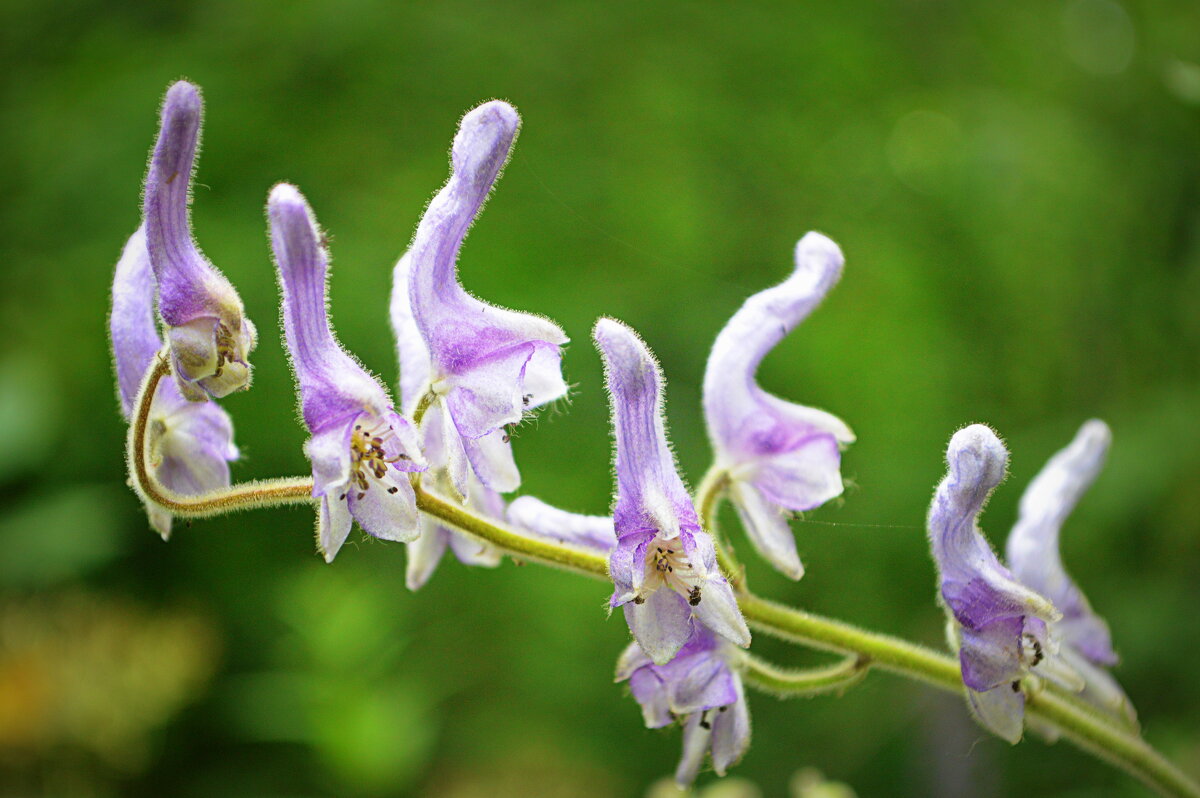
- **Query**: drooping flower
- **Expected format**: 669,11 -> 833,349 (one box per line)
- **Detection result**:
595,318 -> 750,665
269,183 -> 426,562
390,252 -> 502,589
702,232 -> 854,580
110,226 -> 238,538
927,424 -> 1082,743
1006,420 -> 1136,725
616,624 -> 751,786
143,81 -> 256,401
404,100 -> 568,496
506,495 -> 617,555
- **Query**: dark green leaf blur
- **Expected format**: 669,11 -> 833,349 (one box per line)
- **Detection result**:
0,1 -> 1197,795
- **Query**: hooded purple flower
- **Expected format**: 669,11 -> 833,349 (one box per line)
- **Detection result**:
143,81 -> 256,401
390,252 -> 502,589
595,318 -> 750,665
616,624 -> 750,785
405,100 -> 568,496
110,226 -> 238,538
269,184 -> 427,563
506,496 -> 618,555
928,425 -> 1082,743
1006,420 -> 1136,725
702,233 -> 854,580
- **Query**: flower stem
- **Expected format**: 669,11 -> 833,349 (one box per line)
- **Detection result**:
694,466 -> 745,589
126,367 -> 1198,797
742,653 -> 869,698
126,353 -> 315,516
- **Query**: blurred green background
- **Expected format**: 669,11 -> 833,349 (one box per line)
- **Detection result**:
1,0 -> 1197,795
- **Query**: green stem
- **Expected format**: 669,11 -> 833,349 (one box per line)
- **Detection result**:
742,653 -> 869,697
694,466 -> 744,588
415,489 -> 1199,798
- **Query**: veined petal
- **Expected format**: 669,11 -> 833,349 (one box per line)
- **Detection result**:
629,667 -> 673,729
269,183 -> 392,431
703,233 -> 851,467
624,588 -> 693,666
110,226 -> 164,416
143,81 -> 254,399
690,577 -> 751,649
461,421 -> 520,492
751,433 -> 843,512
928,425 -> 1057,627
407,100 -> 568,440
727,481 -> 805,579
1006,420 -> 1118,666
506,496 -> 617,554
593,318 -> 696,539
710,680 -> 751,776
349,471 -> 419,542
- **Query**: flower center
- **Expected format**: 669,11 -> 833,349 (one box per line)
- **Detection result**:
639,536 -> 704,606
340,418 -> 409,501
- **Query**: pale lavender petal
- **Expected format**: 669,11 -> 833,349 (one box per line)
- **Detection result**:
751,433 -> 844,512
625,589 -> 693,666
727,480 -> 805,580
614,640 -> 653,683
388,252 -> 431,414
967,682 -> 1025,745
269,183 -> 392,431
958,616 -> 1025,691
317,494 -> 354,564
348,471 -> 419,542
505,496 -> 617,554
689,578 -> 752,649
110,226 -> 163,416
406,519 -> 451,591
928,425 -> 1057,630
143,81 -> 254,399
668,649 -> 738,716
593,318 -> 696,539
674,713 -> 713,787
155,401 -> 237,494
710,680 -> 751,776
445,528 -> 503,567
1007,420 -> 1118,666
408,100 -> 567,440
629,668 -> 673,729
462,429 -> 520,493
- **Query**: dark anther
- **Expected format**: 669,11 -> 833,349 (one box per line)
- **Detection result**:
633,596 -> 646,605
387,486 -> 399,494
1011,681 -> 1021,692
356,492 -> 365,500
338,494 -> 347,501
522,393 -> 533,406
688,586 -> 702,606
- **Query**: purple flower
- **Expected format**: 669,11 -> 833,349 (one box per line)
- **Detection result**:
110,226 -> 238,538
928,425 -> 1081,743
390,253 -> 502,589
143,81 -> 256,400
595,318 -> 750,665
616,624 -> 750,785
1006,420 -> 1135,724
702,233 -> 854,580
506,496 -> 617,555
404,100 -> 568,495
269,184 -> 426,563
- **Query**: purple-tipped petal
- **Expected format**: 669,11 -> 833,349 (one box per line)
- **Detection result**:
271,184 -> 425,559
624,589 -> 694,666
407,100 -> 568,450
110,224 -> 238,539
1007,420 -> 1118,666
596,318 -> 750,660
506,496 -> 617,555
702,233 -> 852,579
143,81 -> 254,399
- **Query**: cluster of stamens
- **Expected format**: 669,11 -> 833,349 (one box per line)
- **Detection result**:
1020,631 -> 1045,668
338,418 -> 408,501
635,537 -> 703,606
212,323 -> 237,378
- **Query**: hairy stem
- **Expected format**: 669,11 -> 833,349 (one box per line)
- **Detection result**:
126,364 -> 1198,797
742,653 -> 869,697
694,466 -> 745,589
126,353 -> 315,516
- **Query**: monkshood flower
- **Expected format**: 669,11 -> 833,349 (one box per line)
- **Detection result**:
616,624 -> 750,785
702,232 -> 854,580
1006,420 -> 1136,725
143,81 -> 256,401
928,424 -> 1083,743
595,318 -> 750,664
405,100 -> 568,495
390,252 -> 502,589
110,226 -> 238,539
269,184 -> 426,562
506,495 -> 618,555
